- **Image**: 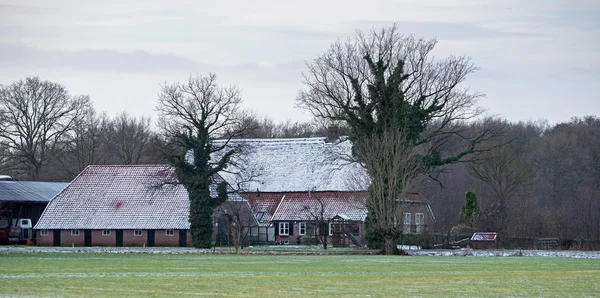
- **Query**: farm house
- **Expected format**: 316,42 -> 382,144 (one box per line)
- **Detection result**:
219,135 -> 436,247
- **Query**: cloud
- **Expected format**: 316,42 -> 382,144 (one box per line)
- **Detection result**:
350,20 -> 542,41
0,44 -> 202,73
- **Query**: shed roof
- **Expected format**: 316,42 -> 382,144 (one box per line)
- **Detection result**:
471,232 -> 498,241
216,137 -> 368,192
34,165 -> 246,230
0,181 -> 67,203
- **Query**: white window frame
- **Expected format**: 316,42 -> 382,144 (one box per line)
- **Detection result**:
299,222 -> 306,236
328,222 -> 333,236
71,229 -> 80,236
165,229 -> 174,236
133,230 -> 143,237
415,213 -> 424,234
403,212 -> 411,233
101,229 -> 111,236
278,222 -> 289,236
39,229 -> 48,236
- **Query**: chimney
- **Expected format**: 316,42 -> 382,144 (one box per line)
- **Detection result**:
326,125 -> 339,143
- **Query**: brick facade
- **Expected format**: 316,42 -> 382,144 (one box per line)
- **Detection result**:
35,229 -> 192,247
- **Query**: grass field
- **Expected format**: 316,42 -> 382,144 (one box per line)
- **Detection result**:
1,251 -> 599,297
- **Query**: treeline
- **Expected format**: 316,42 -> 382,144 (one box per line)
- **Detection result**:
0,77 -> 334,181
2,77 -> 599,246
418,117 -> 600,247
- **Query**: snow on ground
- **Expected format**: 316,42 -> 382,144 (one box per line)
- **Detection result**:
1,246 -> 600,258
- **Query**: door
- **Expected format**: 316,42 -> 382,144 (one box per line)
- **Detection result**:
116,230 -> 123,247
53,229 -> 61,246
84,230 -> 92,246
179,230 -> 187,247
147,230 -> 155,247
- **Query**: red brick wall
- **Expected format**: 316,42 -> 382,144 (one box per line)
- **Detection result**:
123,229 -> 147,247
37,229 -> 191,247
36,230 -> 53,246
92,230 -> 116,246
61,230 -> 84,247
154,230 -> 179,246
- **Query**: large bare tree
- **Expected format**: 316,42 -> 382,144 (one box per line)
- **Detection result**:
297,25 -> 496,254
156,73 -> 246,248
0,77 -> 91,180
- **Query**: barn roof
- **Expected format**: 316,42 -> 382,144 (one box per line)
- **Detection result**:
34,165 -> 246,230
0,180 -> 67,203
216,137 -> 368,192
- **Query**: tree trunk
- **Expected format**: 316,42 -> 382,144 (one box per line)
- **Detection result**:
384,236 -> 396,255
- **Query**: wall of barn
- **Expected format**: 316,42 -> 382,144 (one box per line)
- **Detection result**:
36,230 -> 53,246
35,229 -> 192,247
61,230 -> 84,246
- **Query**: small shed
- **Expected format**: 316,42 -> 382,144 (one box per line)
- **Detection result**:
470,232 -> 498,249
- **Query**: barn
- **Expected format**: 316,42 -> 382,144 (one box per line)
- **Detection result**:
34,165 -> 257,247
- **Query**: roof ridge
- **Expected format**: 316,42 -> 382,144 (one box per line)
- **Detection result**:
86,164 -> 171,168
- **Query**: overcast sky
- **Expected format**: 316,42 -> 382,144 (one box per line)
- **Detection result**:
1,0 -> 598,124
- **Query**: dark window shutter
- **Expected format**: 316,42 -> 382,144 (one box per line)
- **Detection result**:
274,222 -> 279,235
289,222 -> 293,236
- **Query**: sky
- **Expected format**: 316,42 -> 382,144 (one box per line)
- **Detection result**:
0,0 -> 598,124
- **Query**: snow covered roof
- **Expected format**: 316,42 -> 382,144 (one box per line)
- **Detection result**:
0,181 -> 67,203
217,137 -> 368,192
471,232 -> 498,241
245,191 -> 368,223
34,165 -> 245,230
244,191 -> 432,225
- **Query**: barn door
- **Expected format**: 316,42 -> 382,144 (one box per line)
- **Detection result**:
179,230 -> 187,247
84,230 -> 92,246
147,230 -> 155,247
53,229 -> 61,246
116,230 -> 123,247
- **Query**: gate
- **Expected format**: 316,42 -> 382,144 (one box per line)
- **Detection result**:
84,230 -> 92,246
116,230 -> 123,247
179,230 -> 187,247
53,229 -> 61,246
147,230 -> 155,247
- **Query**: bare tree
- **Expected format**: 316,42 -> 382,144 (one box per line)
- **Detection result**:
214,200 -> 257,254
54,110 -> 112,177
354,129 -> 424,254
468,145 -> 536,234
0,77 -> 91,180
302,194 -> 331,250
110,112 -> 153,164
296,25 -> 502,254
156,73 -> 246,248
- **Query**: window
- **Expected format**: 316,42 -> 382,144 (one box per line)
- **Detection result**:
134,230 -> 143,236
256,212 -> 264,222
71,229 -> 80,236
165,229 -> 174,236
101,230 -> 111,236
415,213 -> 424,234
278,222 -> 289,235
299,222 -> 306,235
39,229 -> 49,236
403,212 -> 411,233
328,222 -> 333,236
